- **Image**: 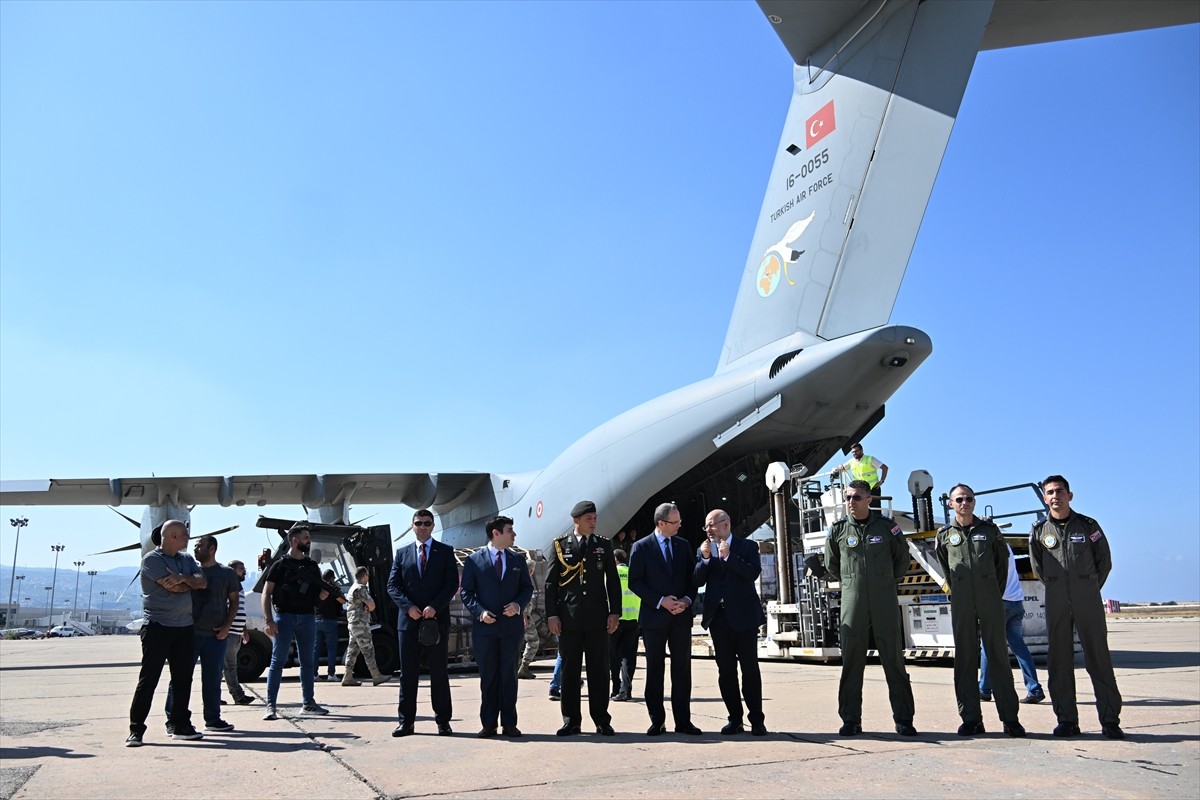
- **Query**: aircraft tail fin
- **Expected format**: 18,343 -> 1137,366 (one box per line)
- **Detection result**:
718,0 -> 993,371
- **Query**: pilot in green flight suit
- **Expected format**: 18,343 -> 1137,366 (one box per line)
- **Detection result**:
824,480 -> 916,737
934,484 -> 1025,737
1028,475 -> 1123,739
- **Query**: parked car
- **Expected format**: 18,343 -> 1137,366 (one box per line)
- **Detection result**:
47,626 -> 76,638
2,628 -> 42,639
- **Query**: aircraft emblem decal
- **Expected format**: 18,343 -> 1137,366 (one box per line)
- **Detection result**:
535,500 -> 543,519
756,211 -> 816,297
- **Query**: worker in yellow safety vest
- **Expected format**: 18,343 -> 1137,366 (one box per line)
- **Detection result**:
609,549 -> 641,702
834,443 -> 889,508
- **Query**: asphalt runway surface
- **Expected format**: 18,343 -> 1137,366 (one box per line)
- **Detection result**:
1,618 -> 1197,799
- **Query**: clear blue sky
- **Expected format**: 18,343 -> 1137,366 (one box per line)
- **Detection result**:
1,2 -> 1196,601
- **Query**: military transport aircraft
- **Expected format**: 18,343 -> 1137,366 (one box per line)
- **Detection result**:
2,0 -> 1197,557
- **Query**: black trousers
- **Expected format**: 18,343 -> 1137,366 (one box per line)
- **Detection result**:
129,621 -> 195,734
558,626 -> 612,727
396,621 -> 451,726
610,619 -> 639,694
641,615 -> 693,727
710,607 -> 764,725
474,631 -> 522,729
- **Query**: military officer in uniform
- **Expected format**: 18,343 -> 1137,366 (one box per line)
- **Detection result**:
934,484 -> 1025,737
544,500 -> 622,736
1029,475 -> 1123,739
824,480 -> 917,737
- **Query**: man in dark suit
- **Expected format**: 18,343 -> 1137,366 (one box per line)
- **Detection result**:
544,500 -> 622,737
695,508 -> 768,736
628,502 -> 701,736
460,515 -> 534,738
386,508 -> 460,737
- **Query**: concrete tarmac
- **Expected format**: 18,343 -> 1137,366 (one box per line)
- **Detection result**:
1,618 -> 1197,800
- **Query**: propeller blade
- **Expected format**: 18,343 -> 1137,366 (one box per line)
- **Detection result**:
350,513 -> 377,526
203,524 -> 240,537
108,508 -> 142,528
89,542 -> 144,556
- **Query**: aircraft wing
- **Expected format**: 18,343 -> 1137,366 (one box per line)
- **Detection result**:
757,0 -> 1200,66
0,472 -> 492,513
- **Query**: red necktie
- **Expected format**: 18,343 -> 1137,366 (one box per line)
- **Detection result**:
419,543 -> 427,574
494,550 -> 503,578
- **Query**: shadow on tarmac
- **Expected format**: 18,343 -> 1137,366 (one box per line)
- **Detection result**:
0,747 -> 93,760
1111,650 -> 1200,668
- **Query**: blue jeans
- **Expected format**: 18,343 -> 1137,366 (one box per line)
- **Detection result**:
549,651 -> 563,691
165,633 -> 229,725
267,612 -> 316,706
315,618 -> 340,676
980,599 -> 1044,697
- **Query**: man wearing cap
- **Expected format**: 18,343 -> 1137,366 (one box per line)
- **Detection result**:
544,500 -> 622,736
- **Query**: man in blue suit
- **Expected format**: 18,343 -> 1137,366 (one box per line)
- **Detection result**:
460,515 -> 534,738
386,509 -> 460,737
695,508 -> 768,736
628,502 -> 701,736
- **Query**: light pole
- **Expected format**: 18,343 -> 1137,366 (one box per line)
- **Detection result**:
7,517 -> 28,625
43,586 -> 52,628
99,591 -> 108,632
48,544 -> 64,628
86,570 -> 98,620
14,575 -> 25,608
72,561 -> 85,620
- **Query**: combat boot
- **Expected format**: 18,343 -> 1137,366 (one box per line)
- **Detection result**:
517,661 -> 536,679
341,676 -> 363,686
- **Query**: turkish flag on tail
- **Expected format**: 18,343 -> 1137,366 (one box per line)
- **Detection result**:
805,101 -> 836,149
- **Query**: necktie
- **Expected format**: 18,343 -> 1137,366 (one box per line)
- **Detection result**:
419,543 -> 427,574
494,550 -> 504,578
662,538 -> 672,566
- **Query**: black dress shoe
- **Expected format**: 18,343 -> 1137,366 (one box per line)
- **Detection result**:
675,723 -> 703,735
646,722 -> 667,736
838,722 -> 862,737
750,723 -> 768,737
1053,722 -> 1081,738
556,723 -> 582,736
1102,724 -> 1125,740
392,724 -> 414,737
613,691 -> 629,702
957,721 -> 986,736
1003,721 -> 1027,738
437,722 -> 453,736
595,724 -> 616,736
720,721 -> 744,736
502,726 -> 522,737
894,722 -> 918,736
478,727 -> 497,738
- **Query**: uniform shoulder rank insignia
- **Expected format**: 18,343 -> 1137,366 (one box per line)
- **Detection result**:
937,524 -> 951,534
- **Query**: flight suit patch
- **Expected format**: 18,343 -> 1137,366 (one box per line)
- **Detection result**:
972,533 -> 988,542
1090,530 -> 1103,542
868,535 -> 883,545
948,532 -> 963,546
846,535 -> 859,548
1069,533 -> 1086,543
1041,532 -> 1058,548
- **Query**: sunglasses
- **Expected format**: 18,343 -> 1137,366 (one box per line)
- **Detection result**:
413,520 -> 434,527
952,497 -> 976,504
845,495 -> 867,502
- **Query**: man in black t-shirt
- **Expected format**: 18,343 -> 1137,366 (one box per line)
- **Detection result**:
261,523 -> 331,720
314,568 -> 347,681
